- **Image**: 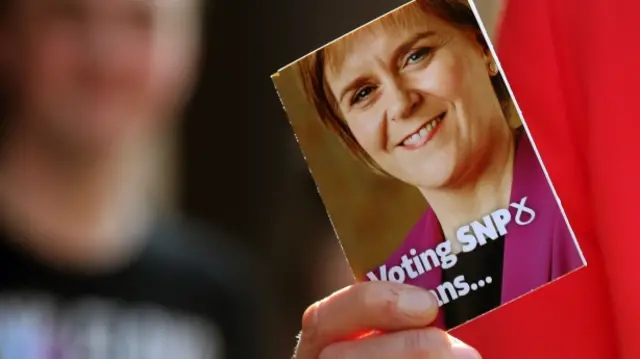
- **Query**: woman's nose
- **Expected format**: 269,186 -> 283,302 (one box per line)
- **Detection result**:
387,81 -> 420,121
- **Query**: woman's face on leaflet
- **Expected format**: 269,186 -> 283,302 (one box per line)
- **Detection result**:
323,6 -> 505,189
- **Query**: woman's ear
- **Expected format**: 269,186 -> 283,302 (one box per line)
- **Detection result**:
485,50 -> 500,76
469,30 -> 499,76
471,29 -> 499,72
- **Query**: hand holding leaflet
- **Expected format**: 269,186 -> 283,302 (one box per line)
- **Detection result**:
293,281 -> 481,359
273,0 -> 586,354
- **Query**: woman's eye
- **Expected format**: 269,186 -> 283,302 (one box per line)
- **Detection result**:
405,47 -> 432,66
351,86 -> 375,105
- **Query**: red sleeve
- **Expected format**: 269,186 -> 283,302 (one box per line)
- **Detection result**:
450,0 -> 640,357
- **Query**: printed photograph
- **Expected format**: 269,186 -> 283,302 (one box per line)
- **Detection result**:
272,0 -> 586,330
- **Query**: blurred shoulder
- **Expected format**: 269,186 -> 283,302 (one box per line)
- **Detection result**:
145,213 -> 260,288
137,214 -> 271,359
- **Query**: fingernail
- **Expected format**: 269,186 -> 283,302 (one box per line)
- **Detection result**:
451,339 -> 482,359
397,289 -> 435,317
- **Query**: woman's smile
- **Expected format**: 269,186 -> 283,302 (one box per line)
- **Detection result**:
398,112 -> 446,150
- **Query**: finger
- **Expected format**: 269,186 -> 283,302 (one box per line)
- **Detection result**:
319,328 -> 481,359
305,282 -> 438,339
295,282 -> 438,358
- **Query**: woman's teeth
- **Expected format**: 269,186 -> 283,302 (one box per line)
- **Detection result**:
402,115 -> 443,146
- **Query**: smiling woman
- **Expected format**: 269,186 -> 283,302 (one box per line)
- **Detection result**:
299,1 -> 516,230
276,0 -> 585,331
299,0 -> 510,177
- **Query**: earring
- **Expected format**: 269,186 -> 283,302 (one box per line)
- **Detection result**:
489,62 -> 499,75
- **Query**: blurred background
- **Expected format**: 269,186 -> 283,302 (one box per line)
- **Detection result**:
129,0 -> 504,357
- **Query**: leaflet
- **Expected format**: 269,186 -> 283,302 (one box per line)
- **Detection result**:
271,0 -> 585,330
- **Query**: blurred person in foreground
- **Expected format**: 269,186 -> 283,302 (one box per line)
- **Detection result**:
0,0 -> 265,358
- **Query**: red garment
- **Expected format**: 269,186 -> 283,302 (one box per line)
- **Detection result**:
450,0 -> 640,357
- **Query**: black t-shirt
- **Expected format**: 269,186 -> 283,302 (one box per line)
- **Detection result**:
0,215 -> 267,359
441,235 -> 505,329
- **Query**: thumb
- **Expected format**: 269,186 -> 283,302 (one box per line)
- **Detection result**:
449,335 -> 482,359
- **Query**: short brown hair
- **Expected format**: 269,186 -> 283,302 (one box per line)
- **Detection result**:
298,0 -> 510,173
